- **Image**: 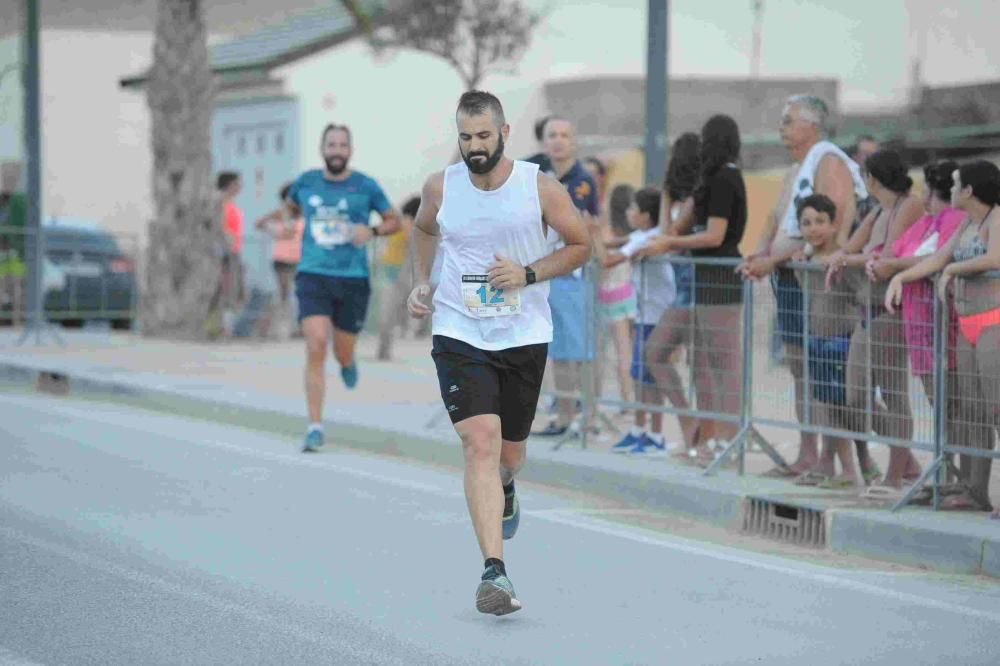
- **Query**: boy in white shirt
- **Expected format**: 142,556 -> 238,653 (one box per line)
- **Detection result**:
590,186 -> 676,454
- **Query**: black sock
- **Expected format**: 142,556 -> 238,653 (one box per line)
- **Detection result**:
502,479 -> 515,496
484,558 -> 506,576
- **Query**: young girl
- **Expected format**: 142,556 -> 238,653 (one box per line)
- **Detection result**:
255,183 -> 304,339
591,187 -> 676,454
595,184 -> 638,410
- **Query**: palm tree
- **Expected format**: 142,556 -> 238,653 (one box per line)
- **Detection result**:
143,0 -> 220,338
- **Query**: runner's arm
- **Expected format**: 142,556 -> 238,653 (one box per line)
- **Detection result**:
530,173 -> 592,282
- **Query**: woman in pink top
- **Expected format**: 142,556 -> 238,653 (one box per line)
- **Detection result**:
867,161 -> 964,478
256,183 -> 304,337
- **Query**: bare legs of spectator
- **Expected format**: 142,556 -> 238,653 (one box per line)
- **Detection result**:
272,263 -> 296,340
645,307 -> 710,451
846,312 -> 916,489
605,318 -> 633,408
695,304 -> 743,444
783,345 -> 820,474
552,360 -> 592,429
377,271 -> 411,361
948,329 -> 998,511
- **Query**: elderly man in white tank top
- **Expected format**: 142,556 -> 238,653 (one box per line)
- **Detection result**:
407,91 -> 590,616
738,94 -> 873,480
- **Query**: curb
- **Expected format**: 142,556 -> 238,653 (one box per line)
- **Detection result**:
1,357 -> 997,579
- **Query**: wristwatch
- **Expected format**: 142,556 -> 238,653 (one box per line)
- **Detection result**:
524,266 -> 536,285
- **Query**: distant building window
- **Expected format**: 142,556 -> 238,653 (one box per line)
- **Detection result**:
274,133 -> 284,154
257,134 -> 266,154
237,135 -> 247,156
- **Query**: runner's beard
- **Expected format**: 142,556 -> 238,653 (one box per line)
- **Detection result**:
462,135 -> 505,175
325,156 -> 347,175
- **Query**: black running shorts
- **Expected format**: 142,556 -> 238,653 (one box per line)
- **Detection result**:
431,335 -> 548,442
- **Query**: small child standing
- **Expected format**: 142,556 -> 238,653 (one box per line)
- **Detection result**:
595,185 -> 639,409
592,186 -> 676,455
793,193 -> 861,488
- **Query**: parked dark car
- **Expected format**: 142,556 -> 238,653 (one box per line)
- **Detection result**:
40,218 -> 137,329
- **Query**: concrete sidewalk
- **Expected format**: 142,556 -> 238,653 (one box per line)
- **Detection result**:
1,328 -> 997,578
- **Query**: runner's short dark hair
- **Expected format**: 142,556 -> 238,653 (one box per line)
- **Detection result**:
456,90 -> 506,127
796,193 -> 837,222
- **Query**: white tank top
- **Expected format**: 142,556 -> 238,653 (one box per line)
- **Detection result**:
432,160 -> 552,350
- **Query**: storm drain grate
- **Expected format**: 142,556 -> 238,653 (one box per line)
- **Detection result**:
743,498 -> 826,548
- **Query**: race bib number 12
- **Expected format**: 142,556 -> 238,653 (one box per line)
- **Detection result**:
461,274 -> 520,317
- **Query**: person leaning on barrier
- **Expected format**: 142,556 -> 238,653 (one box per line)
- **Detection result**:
738,95 -> 870,480
867,161 -> 965,484
591,186 -> 676,456
633,132 -> 719,459
789,194 -> 861,489
591,184 -> 638,412
886,160 -> 1000,515
635,115 -> 748,461
825,150 -> 925,497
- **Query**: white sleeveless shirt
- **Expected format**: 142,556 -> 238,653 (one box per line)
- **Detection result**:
432,160 -> 552,350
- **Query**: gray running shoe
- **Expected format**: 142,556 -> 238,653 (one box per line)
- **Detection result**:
476,565 -> 522,616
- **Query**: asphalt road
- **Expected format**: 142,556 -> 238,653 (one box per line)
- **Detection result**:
2,391 -> 999,665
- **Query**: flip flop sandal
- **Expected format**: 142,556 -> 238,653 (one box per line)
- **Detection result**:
793,471 -> 830,487
816,476 -> 858,490
761,466 -> 797,479
860,485 -> 905,501
939,490 -> 992,512
862,467 -> 883,486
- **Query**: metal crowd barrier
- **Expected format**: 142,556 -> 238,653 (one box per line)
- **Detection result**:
0,223 -> 140,332
578,253 -> 997,513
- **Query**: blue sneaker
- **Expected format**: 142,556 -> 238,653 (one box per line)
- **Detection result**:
629,434 -> 666,456
340,362 -> 358,389
476,565 -> 522,615
611,432 -> 641,454
302,429 -> 324,453
502,489 -> 520,540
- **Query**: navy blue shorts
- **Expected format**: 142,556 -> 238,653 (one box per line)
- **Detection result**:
807,334 -> 851,405
772,267 -> 804,348
295,271 -> 371,334
630,323 -> 656,385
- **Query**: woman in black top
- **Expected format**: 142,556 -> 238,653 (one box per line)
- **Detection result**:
638,115 -> 748,456
640,115 -> 747,459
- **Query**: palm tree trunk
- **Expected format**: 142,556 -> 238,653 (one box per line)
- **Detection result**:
143,0 -> 222,338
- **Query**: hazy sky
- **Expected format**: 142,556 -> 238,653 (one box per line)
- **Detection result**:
529,0 -> 1000,109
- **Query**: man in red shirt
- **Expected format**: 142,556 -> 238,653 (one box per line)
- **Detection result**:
217,171 -> 245,327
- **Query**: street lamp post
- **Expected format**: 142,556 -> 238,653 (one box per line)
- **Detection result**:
644,0 -> 668,186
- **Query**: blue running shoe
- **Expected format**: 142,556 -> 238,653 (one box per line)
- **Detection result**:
340,362 -> 358,389
476,565 -> 521,615
629,434 -> 666,456
302,429 -> 324,453
502,489 -> 520,540
611,432 -> 641,454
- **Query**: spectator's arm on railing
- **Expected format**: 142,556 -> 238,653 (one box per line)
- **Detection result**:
588,220 -> 627,269
885,221 -> 968,312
